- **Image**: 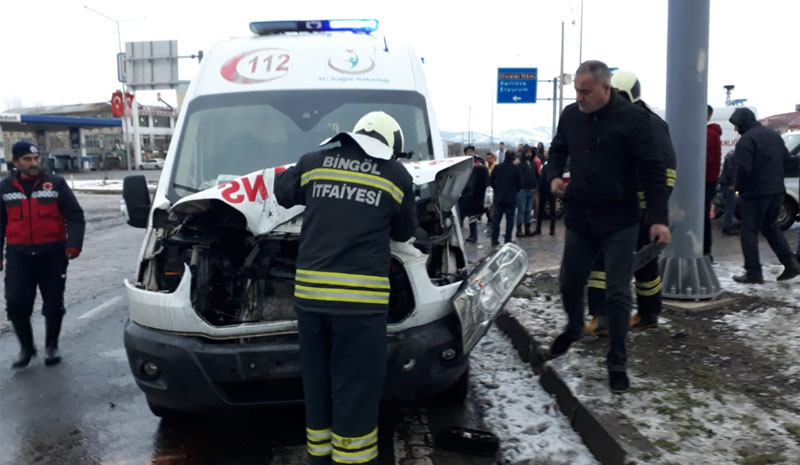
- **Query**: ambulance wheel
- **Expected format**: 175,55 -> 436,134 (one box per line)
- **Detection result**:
438,364 -> 470,404
146,396 -> 186,420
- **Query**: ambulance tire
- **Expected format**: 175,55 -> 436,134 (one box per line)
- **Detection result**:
436,363 -> 470,404
146,396 -> 188,421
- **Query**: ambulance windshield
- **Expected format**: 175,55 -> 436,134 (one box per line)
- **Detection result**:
168,90 -> 433,199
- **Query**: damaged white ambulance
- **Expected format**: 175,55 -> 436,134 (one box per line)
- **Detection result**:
121,19 -> 527,417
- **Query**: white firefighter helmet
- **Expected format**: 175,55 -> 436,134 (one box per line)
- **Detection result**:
610,70 -> 641,103
353,111 -> 404,154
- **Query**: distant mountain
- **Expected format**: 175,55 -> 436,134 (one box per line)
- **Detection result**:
440,127 -> 553,146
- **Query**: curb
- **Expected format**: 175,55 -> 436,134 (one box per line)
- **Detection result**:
494,311 -> 630,465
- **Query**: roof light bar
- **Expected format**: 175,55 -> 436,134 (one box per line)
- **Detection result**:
250,19 -> 379,36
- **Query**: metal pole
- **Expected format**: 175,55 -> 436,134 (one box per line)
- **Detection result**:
468,105 -> 472,144
116,22 -> 133,171
558,22 -> 565,117
490,88 -> 494,149
660,0 -> 720,299
552,78 -> 558,137
84,5 -> 138,170
579,0 -> 584,64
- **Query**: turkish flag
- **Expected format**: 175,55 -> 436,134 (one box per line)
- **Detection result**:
124,92 -> 134,117
111,91 -> 124,117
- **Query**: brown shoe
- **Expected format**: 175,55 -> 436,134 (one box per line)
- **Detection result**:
584,315 -> 609,337
630,313 -> 658,330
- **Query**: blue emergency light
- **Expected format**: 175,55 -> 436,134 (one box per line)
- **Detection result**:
250,19 -> 379,36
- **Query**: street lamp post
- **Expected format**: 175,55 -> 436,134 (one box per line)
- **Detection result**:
558,21 -> 565,117
83,5 -> 143,171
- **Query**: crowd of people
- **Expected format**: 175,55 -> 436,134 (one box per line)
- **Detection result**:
458,140 -> 557,247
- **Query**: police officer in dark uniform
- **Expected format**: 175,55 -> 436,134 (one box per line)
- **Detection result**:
1,141 -> 85,369
275,112 -> 416,465
544,61 -> 672,394
585,70 -> 677,336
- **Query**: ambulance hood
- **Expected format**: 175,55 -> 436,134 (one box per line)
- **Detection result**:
169,156 -> 474,236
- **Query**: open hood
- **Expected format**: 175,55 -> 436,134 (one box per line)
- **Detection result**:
170,156 -> 475,235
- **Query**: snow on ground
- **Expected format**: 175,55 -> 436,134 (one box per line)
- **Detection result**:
502,264 -> 800,465
471,325 -> 600,465
67,179 -> 157,192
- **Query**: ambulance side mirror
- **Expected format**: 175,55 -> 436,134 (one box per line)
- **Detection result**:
122,175 -> 152,229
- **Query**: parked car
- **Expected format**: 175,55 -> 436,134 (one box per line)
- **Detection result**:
138,159 -> 164,170
121,19 -> 528,418
713,131 -> 800,230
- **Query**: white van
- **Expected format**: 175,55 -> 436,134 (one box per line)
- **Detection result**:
121,19 -> 527,417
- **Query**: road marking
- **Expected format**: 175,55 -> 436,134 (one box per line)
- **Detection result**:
78,296 -> 123,320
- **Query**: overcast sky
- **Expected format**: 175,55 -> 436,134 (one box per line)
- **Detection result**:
1,0 -> 797,136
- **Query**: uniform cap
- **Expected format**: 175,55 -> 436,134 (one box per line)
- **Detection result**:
12,141 -> 38,160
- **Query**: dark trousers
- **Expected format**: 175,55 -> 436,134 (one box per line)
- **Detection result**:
740,193 -> 795,277
703,182 -> 717,256
560,224 -> 638,372
297,310 -> 386,465
588,220 -> 662,319
722,185 -> 737,230
491,201 -> 516,243
535,185 -> 556,233
4,248 -> 68,321
467,215 -> 480,239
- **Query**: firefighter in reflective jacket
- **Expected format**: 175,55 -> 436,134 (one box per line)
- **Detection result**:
585,70 -> 677,336
1,141 -> 85,369
275,112 -> 416,465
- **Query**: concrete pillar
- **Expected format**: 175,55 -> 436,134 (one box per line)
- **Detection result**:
659,0 -> 721,299
79,129 -> 88,171
132,94 -> 142,169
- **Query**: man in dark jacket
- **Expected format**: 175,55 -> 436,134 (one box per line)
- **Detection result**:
585,70 -> 677,337
729,107 -> 800,283
515,145 -> 539,237
458,146 -> 490,243
545,61 -> 671,394
1,141 -> 85,369
705,106 -> 722,259
275,111 -> 416,465
718,150 -> 738,234
490,150 -> 522,246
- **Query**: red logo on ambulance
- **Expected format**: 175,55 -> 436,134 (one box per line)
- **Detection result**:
220,48 -> 291,84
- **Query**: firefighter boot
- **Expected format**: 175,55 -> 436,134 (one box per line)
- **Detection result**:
525,223 -> 533,236
630,312 -> 659,330
44,314 -> 63,366
516,224 -> 525,238
11,319 -> 37,369
583,314 -> 609,337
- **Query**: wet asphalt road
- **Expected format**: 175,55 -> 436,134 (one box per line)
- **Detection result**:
0,190 -> 797,465
0,192 -> 494,465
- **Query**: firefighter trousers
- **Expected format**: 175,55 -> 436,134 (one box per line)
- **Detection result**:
296,309 -> 386,465
587,219 -> 662,319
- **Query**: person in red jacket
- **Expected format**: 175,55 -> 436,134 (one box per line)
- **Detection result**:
1,141 -> 85,369
704,105 -> 722,260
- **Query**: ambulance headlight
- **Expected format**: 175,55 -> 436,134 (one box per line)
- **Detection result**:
453,244 -> 528,354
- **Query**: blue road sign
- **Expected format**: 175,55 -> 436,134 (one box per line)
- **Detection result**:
497,67 -> 538,104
